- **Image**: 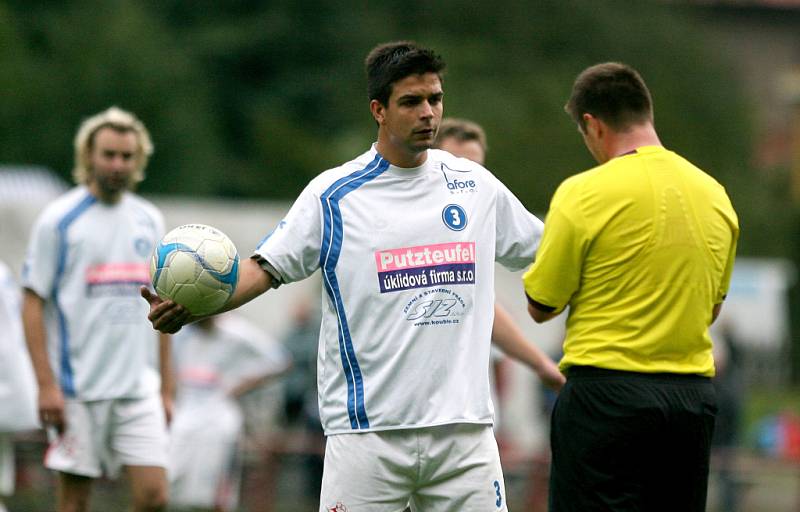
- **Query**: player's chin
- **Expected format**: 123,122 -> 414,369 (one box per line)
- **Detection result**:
99,181 -> 129,197
412,138 -> 435,151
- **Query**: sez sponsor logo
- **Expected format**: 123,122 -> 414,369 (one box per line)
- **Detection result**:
403,287 -> 467,326
375,242 -> 476,293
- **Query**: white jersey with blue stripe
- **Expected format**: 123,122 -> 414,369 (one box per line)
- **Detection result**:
21,186 -> 164,401
255,146 -> 543,435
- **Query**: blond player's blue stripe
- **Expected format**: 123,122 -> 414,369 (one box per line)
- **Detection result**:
53,192 -> 97,397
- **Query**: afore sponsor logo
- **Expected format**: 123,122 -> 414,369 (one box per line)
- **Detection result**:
442,170 -> 477,194
447,177 -> 476,191
375,242 -> 476,293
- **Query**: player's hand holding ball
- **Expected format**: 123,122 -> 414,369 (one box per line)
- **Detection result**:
142,224 -> 239,333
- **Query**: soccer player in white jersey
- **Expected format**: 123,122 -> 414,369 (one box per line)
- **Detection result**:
143,41 -> 545,511
169,314 -> 291,511
22,107 -> 172,512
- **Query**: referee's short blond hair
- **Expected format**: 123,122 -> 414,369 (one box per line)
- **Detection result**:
72,106 -> 153,186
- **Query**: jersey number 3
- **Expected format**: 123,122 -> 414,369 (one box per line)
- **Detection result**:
442,204 -> 467,231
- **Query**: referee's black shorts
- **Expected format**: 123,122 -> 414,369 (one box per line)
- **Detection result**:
549,366 -> 717,512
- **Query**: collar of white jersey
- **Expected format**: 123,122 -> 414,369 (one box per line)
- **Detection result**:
370,143 -> 435,179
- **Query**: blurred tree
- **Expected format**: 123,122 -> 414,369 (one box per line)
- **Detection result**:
0,1 -> 225,194
0,0 -> 786,258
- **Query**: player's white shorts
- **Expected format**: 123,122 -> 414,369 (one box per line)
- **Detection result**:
45,394 -> 168,479
320,423 -> 508,512
169,401 -> 243,511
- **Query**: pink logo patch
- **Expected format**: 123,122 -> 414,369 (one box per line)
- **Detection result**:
375,242 -> 475,271
374,242 -> 476,293
86,263 -> 149,285
85,263 -> 150,297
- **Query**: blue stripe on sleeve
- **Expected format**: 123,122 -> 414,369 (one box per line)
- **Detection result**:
319,154 -> 389,429
53,193 -> 96,397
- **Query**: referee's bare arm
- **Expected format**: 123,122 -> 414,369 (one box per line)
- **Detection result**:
526,295 -> 560,324
711,302 -> 723,324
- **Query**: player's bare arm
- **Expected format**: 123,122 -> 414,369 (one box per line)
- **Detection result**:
158,332 -> 174,425
226,361 -> 292,399
21,289 -> 66,434
491,304 -> 564,390
141,257 -> 273,333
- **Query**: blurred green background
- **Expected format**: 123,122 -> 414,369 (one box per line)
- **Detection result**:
0,2 -> 771,214
3,1 -> 797,254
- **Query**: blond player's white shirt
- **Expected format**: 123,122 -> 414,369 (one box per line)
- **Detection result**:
256,146 -> 543,435
21,185 -> 164,401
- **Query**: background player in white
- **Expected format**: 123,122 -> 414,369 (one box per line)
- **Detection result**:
143,41 -> 544,511
0,260 -> 39,512
22,107 -> 172,512
433,117 -> 564,403
169,314 -> 291,512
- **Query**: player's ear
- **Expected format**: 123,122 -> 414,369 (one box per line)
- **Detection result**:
583,114 -> 601,138
370,99 -> 386,125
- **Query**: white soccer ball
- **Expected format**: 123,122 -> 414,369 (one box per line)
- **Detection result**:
150,224 -> 239,315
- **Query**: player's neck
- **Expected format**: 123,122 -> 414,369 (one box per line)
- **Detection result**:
87,182 -> 123,205
607,124 -> 661,160
375,140 -> 428,169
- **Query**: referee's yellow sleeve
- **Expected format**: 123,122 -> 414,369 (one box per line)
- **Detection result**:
716,222 -> 739,304
522,202 -> 586,312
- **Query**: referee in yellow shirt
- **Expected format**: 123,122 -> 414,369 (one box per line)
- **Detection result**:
523,62 -> 739,511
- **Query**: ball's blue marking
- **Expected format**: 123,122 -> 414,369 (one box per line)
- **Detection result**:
153,241 -> 239,292
153,242 -> 193,286
210,253 -> 239,289
442,204 -> 467,231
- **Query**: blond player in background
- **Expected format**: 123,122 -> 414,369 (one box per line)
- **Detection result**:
22,107 -> 172,512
